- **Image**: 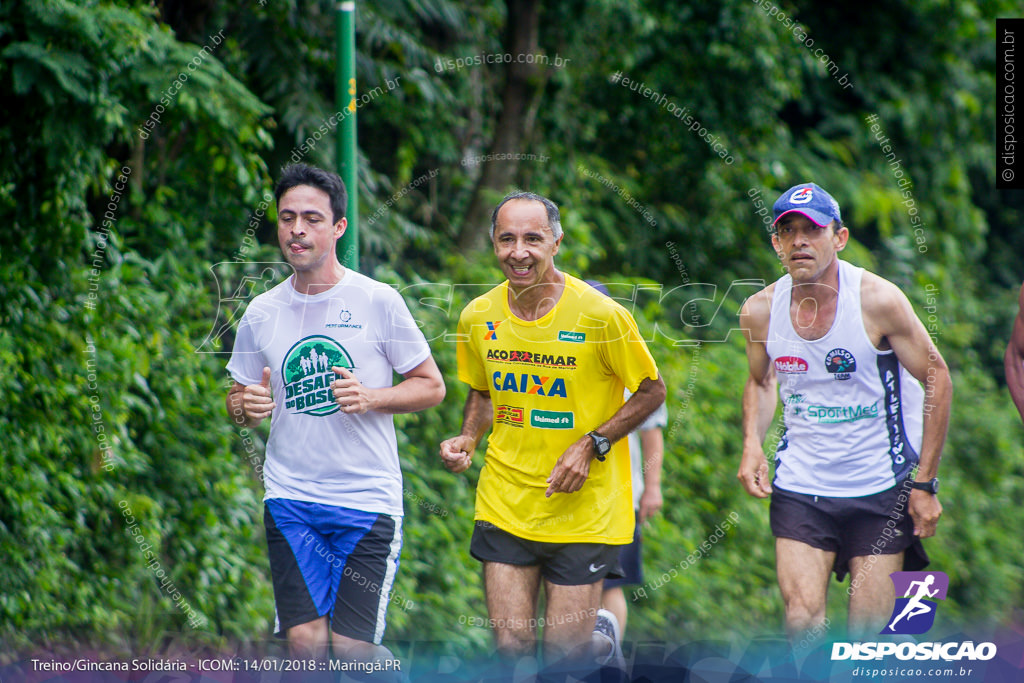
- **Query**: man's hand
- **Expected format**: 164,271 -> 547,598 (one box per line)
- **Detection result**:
737,443 -> 772,498
331,366 -> 376,414
440,435 -> 476,474
638,485 -> 663,523
546,437 -> 594,497
908,489 -> 942,538
243,367 -> 276,423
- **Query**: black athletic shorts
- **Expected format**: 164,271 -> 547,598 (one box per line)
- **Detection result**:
469,521 -> 624,585
604,510 -> 643,588
769,481 -> 929,582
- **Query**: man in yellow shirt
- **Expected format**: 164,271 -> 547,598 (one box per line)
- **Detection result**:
440,191 -> 666,668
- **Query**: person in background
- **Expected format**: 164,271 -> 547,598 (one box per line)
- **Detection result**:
586,280 -> 669,636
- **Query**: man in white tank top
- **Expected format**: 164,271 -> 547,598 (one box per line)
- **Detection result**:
737,183 -> 952,641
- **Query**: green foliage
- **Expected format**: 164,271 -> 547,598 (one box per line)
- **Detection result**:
2,0 -> 1022,663
0,0 -> 273,654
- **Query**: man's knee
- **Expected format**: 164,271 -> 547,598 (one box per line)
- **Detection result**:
332,632 -> 390,661
495,628 -> 535,657
782,594 -> 827,629
288,619 -> 329,656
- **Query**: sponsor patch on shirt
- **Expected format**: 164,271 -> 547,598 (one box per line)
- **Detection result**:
282,335 -> 354,416
530,410 -> 574,429
557,330 -> 585,343
805,402 -> 879,423
486,348 -> 577,368
825,348 -> 857,380
775,356 -> 809,373
496,404 -> 524,427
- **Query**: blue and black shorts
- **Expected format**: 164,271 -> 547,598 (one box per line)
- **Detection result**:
264,499 -> 402,644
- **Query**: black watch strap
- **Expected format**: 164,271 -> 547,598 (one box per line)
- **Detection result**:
587,431 -> 611,461
908,477 -> 940,494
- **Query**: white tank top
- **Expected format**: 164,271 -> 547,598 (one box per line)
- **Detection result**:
766,260 -> 924,497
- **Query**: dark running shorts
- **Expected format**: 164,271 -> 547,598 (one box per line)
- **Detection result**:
604,510 -> 643,588
264,499 -> 402,644
769,481 -> 929,582
470,521 -> 624,585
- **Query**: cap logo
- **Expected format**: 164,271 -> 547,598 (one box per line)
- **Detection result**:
790,188 -> 814,204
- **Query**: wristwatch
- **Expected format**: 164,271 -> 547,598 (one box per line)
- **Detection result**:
587,431 -> 611,461
908,477 -> 940,494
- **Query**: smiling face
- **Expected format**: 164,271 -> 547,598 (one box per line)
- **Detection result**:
491,198 -> 563,293
771,213 -> 848,283
277,184 -> 346,276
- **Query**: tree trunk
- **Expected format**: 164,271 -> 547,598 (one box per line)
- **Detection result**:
457,0 -> 544,251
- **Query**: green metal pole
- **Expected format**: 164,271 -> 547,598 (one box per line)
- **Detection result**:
336,1 -> 358,270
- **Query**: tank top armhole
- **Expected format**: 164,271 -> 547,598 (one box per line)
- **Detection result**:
847,262 -> 892,355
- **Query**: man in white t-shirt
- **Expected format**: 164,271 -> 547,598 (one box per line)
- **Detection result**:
738,182 -> 951,640
226,164 -> 445,663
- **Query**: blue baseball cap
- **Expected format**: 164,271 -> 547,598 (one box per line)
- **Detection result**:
772,183 -> 842,228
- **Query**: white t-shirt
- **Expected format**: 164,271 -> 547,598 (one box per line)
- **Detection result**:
625,390 -> 668,508
226,269 -> 431,515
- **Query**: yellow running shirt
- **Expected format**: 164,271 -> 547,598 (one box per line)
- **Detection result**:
456,274 -> 659,544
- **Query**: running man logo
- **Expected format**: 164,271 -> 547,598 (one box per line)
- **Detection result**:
282,335 -> 354,416
881,571 -> 949,635
485,321 -> 501,340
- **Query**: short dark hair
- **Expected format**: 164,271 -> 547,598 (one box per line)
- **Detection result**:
490,191 -> 562,241
275,164 -> 348,223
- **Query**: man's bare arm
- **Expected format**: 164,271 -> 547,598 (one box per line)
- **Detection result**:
638,426 -> 665,523
544,375 -> 666,497
864,275 -> 951,538
439,388 -> 492,474
738,289 -> 777,498
593,375 -> 667,445
1005,284 -> 1024,421
226,367 -> 275,429
331,356 -> 446,415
